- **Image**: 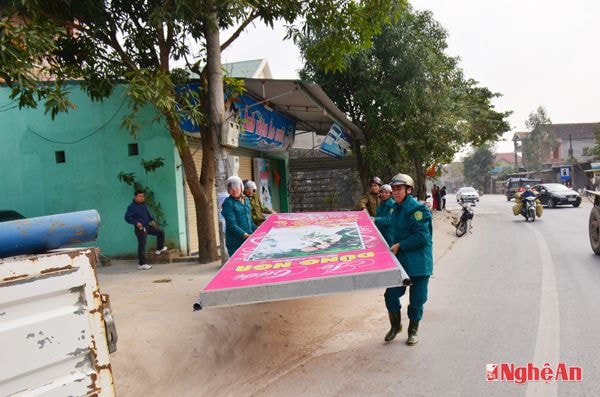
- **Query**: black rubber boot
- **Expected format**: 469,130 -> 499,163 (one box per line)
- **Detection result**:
406,320 -> 420,346
384,311 -> 402,342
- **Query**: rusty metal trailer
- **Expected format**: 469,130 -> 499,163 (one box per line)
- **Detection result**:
0,248 -> 116,396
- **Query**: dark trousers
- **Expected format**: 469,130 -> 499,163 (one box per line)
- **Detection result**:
135,225 -> 165,265
384,276 -> 430,321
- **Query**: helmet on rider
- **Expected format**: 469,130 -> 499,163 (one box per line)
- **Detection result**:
369,176 -> 383,186
226,175 -> 243,191
524,185 -> 531,191
389,173 -> 415,189
380,184 -> 392,193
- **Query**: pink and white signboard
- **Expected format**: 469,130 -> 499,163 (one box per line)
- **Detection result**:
198,211 -> 410,308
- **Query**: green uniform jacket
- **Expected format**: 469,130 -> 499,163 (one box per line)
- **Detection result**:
392,195 -> 433,277
373,198 -> 395,245
357,192 -> 381,216
221,195 -> 257,255
248,193 -> 272,225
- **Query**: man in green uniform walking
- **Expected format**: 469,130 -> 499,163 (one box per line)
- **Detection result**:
384,173 -> 433,345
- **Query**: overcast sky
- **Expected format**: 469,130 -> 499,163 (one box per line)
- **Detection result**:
221,0 -> 600,153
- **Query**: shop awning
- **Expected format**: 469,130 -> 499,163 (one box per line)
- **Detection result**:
241,78 -> 364,140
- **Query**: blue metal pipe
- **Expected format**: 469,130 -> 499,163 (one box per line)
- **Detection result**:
0,210 -> 101,258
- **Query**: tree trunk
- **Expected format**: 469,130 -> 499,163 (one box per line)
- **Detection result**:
413,159 -> 426,200
202,6 -> 230,262
354,139 -> 368,189
165,113 -> 218,263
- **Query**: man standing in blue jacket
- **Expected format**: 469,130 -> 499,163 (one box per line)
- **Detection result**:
124,190 -> 166,270
384,173 -> 433,345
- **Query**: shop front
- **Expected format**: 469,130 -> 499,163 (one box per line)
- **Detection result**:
181,78 -> 362,257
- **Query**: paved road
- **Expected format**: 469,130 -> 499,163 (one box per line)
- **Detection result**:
100,194 -> 600,396
254,195 -> 600,396
398,194 -> 599,396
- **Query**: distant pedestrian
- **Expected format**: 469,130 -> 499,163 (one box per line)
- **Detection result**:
357,176 -> 382,216
243,180 -> 275,226
440,186 -> 447,210
124,190 -> 167,270
222,176 -> 257,256
431,185 -> 439,211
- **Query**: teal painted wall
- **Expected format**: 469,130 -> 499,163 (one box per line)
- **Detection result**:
0,84 -> 187,256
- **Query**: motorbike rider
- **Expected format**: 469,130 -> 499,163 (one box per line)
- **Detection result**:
521,185 -> 536,200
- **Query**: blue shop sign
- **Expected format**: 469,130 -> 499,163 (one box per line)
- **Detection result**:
320,123 -> 353,159
177,83 -> 296,152
234,95 -> 296,152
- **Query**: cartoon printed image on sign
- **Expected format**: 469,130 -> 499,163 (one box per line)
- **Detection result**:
249,223 -> 364,260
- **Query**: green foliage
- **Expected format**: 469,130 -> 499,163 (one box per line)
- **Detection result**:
588,128 -> 600,160
324,190 -> 340,210
1,0 -> 406,259
522,106 -> 555,171
141,157 -> 165,173
117,156 -> 166,226
463,145 -> 495,192
300,6 -> 511,196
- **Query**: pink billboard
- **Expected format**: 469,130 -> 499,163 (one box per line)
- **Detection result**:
199,211 -> 409,307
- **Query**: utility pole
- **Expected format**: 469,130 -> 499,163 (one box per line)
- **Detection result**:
569,134 -> 574,163
513,133 -> 520,169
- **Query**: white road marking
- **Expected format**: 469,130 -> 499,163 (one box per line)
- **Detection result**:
526,225 -> 559,397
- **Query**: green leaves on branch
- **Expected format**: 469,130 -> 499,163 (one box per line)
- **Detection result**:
463,145 -> 494,192
290,0 -> 406,72
521,106 -> 555,171
300,6 -> 511,190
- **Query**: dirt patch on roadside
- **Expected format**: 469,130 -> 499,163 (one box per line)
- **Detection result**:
103,215 -> 457,396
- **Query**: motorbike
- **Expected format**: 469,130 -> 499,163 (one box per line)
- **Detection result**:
455,201 -> 474,237
522,196 -> 537,222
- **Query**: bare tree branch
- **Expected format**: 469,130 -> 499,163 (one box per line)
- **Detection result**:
220,11 -> 260,52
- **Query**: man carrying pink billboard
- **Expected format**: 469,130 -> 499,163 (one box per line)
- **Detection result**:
384,173 -> 433,346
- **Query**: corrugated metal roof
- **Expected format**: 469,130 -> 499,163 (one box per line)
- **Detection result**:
223,59 -> 271,78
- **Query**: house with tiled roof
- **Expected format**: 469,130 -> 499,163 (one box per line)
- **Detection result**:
494,152 -> 521,169
514,122 -> 600,188
515,123 -> 600,167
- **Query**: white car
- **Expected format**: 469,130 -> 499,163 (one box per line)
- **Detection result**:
456,187 -> 480,204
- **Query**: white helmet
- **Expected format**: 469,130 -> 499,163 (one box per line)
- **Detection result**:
226,176 -> 243,190
244,180 -> 257,190
389,173 -> 415,189
380,184 -> 392,193
525,185 -> 531,190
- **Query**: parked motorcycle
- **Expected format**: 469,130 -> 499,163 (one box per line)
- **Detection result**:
455,201 -> 474,237
522,196 -> 537,222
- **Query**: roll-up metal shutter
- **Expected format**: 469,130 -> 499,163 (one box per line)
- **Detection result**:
184,140 -> 219,256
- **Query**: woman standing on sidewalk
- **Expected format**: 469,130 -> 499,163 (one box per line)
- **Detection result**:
221,176 -> 257,256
